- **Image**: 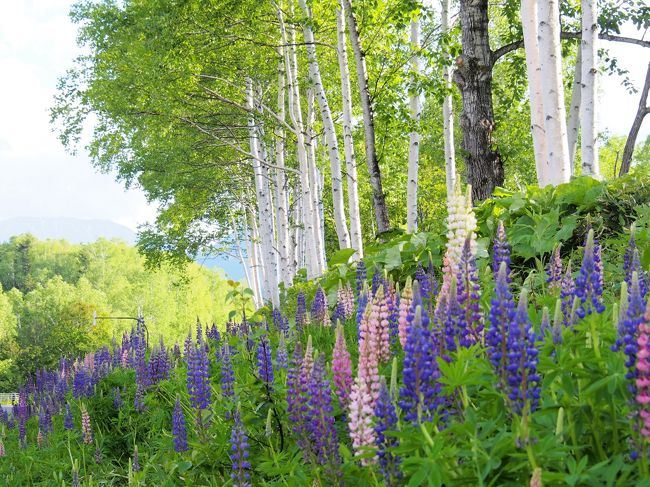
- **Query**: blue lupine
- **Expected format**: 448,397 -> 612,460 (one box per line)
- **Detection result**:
374,380 -> 401,486
444,276 -> 471,351
286,342 -> 304,428
493,220 -> 511,277
486,262 -> 517,389
296,291 -> 308,332
256,334 -> 275,390
172,395 -> 189,453
356,260 -> 367,298
305,354 -> 339,466
372,267 -> 384,296
415,263 -> 431,304
387,286 -> 400,349
64,403 -> 74,430
560,262 -> 576,326
311,287 -> 329,326
618,272 -> 646,394
399,293 -> 443,423
506,289 -> 541,414
356,288 -> 368,342
221,343 -> 235,400
113,387 -> 123,409
331,299 -> 346,326
276,334 -> 288,370
457,236 -> 483,340
186,341 -> 211,410
230,410 -> 251,487
547,245 -> 563,291
575,230 -> 606,318
625,238 -> 648,299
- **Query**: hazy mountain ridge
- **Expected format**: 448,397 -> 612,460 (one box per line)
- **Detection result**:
0,217 -> 136,244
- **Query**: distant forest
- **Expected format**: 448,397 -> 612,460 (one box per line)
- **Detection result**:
0,235 -> 233,388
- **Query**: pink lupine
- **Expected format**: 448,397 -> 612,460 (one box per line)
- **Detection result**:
332,324 -> 353,406
398,277 -> 413,348
300,335 -> 315,385
637,322 -> 650,440
348,376 -> 376,464
358,302 -> 381,404
81,406 -> 93,445
375,287 -> 391,363
339,284 -> 355,320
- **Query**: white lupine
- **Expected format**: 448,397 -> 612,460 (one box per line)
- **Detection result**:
445,183 -> 477,273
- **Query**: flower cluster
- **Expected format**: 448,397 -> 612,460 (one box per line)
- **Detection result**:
332,323 -> 353,407
220,343 -> 236,401
295,291 -> 309,331
311,286 -> 330,326
172,395 -> 189,453
230,410 -> 251,487
398,277 -> 413,348
446,182 -> 476,274
492,220 -> 511,277
374,380 -> 401,486
574,230 -> 606,318
547,245 -> 563,291
256,334 -> 274,390
81,405 -> 93,445
186,340 -> 211,411
305,353 -> 339,466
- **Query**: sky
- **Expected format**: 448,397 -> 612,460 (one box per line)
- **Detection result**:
0,1 -> 648,233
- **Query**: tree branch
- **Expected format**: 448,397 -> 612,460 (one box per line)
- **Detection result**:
491,31 -> 650,65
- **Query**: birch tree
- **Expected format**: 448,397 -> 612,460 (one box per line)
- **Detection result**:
297,0 -> 351,249
336,5 -> 363,258
406,16 -> 422,233
619,62 -> 650,176
580,0 -> 599,177
341,0 -> 391,233
537,0 -> 571,185
567,48 -> 582,171
441,0 -> 456,200
521,0 -> 549,186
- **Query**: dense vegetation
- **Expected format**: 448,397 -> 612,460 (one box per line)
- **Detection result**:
4,175 -> 650,485
0,236 -> 232,388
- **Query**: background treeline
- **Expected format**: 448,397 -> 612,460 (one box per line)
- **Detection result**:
0,235 -> 231,388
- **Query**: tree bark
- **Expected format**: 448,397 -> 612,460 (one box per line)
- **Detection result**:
441,0 -> 456,201
247,209 -> 264,308
538,0 -> 571,185
276,2 -> 320,278
580,0 -> 600,177
247,79 -> 280,308
406,18 -> 421,233
336,6 -> 364,258
341,0 -> 391,232
567,48 -> 582,172
298,0 -> 351,249
521,0 -> 549,186
273,56 -> 293,286
620,62 -> 650,176
454,0 -> 504,201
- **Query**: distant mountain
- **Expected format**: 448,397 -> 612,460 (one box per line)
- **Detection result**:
0,217 -> 246,280
0,217 -> 136,244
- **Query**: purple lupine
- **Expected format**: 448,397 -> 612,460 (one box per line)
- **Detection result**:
356,260 -> 367,298
332,299 -> 346,326
560,262 -> 576,327
618,273 -> 646,394
186,341 -> 211,410
540,306 -> 551,335
172,395 -> 189,453
134,384 -> 146,412
575,230 -> 606,318
272,309 -> 289,336
486,262 -> 517,389
332,324 -> 353,407
399,296 -> 443,423
230,410 -> 252,487
444,276 -> 471,351
375,380 -> 401,486
221,343 -> 235,400
416,263 -> 432,304
72,368 -> 91,399
305,353 -> 339,466
372,267 -> 385,296
95,446 -> 102,464
296,291 -> 308,332
387,285 -> 400,350
547,245 -> 563,291
113,387 -> 123,409
286,342 -> 304,434
276,334 -> 288,370
256,334 -> 275,390
64,403 -> 74,430
506,289 -> 541,414
81,406 -> 93,444
172,342 -> 181,360
457,236 -> 483,341
624,233 -> 649,298
183,329 -> 193,359
356,288 -> 369,342
311,287 -> 330,326
492,220 -> 511,277
196,319 -> 203,344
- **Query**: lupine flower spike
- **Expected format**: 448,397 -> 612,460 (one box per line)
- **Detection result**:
172,395 -> 189,453
332,322 -> 353,407
230,409 -> 251,487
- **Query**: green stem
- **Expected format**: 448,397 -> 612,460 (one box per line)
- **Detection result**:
589,317 -> 601,360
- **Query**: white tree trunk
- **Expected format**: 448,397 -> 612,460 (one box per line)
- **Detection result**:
306,87 -> 327,273
276,2 -> 319,278
246,79 -> 280,308
406,19 -> 421,233
441,0 -> 456,201
336,6 -> 364,258
580,0 -> 600,177
538,0 -> 571,185
247,210 -> 264,308
521,0 -> 550,186
273,55 -> 293,286
298,0 -> 351,250
567,47 -> 582,172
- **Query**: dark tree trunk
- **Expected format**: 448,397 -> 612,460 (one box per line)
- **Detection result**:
619,62 -> 650,176
341,0 -> 391,233
453,0 -> 504,202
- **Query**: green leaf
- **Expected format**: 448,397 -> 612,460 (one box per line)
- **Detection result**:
328,248 -> 356,266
